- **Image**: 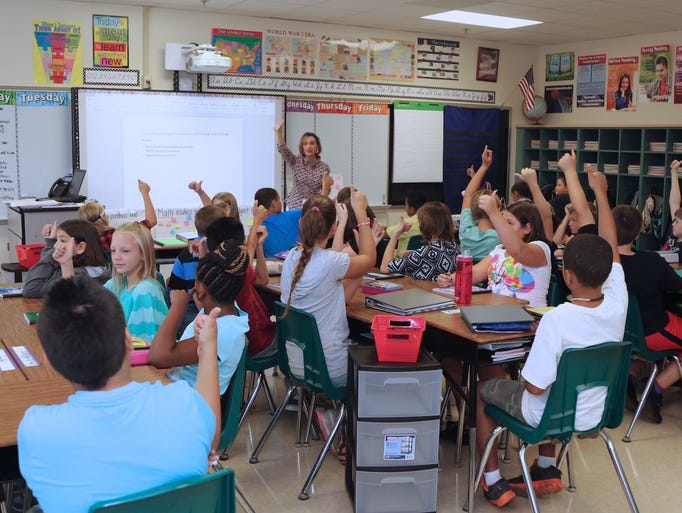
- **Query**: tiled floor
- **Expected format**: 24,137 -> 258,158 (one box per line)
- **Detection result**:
227,371 -> 681,513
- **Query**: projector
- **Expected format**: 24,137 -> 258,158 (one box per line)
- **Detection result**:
186,45 -> 232,74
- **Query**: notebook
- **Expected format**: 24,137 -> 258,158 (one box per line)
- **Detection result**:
460,305 -> 534,333
365,288 -> 454,315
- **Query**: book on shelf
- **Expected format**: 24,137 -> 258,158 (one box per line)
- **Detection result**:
361,280 -> 404,295
365,288 -> 454,315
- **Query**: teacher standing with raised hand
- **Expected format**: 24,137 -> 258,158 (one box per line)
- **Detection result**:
275,121 -> 333,209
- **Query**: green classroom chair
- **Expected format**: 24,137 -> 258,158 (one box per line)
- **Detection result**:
88,468 -> 236,513
621,295 -> 682,442
249,301 -> 347,501
406,234 -> 424,251
473,342 -> 639,513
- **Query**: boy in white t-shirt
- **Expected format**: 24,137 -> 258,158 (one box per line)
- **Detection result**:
476,169 -> 627,507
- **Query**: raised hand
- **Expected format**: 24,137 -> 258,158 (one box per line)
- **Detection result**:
671,160 -> 681,177
335,201 -> 349,227
188,180 -> 204,193
137,179 -> 151,195
587,169 -> 608,193
252,202 -> 268,225
478,190 -> 501,216
481,145 -> 493,168
42,221 -> 58,238
557,149 -> 577,173
349,186 -> 369,217
514,167 -> 538,187
194,306 -> 221,359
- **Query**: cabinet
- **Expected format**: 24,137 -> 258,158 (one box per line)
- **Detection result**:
8,205 -> 80,245
345,346 -> 441,513
516,126 -> 682,248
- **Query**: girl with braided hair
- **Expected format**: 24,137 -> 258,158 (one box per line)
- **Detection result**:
280,188 -> 375,387
149,239 -> 249,394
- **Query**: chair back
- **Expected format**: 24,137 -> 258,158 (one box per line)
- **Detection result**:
547,273 -> 568,307
624,294 -> 675,362
155,271 -> 171,307
88,468 -> 236,512
217,344 -> 249,452
406,234 -> 424,251
531,342 -> 632,444
274,301 -> 346,401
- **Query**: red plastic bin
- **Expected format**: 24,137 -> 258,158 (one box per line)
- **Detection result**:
15,244 -> 45,269
371,315 -> 426,363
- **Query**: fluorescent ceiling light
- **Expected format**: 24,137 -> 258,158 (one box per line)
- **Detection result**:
422,10 -> 542,29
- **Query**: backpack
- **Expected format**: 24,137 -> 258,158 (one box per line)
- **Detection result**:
640,194 -> 664,240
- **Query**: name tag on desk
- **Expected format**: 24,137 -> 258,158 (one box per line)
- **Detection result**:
11,346 -> 40,367
0,349 -> 17,371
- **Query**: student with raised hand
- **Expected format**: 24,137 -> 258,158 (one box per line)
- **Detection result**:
380,201 -> 459,282
252,187 -> 301,257
18,275 -> 219,513
187,180 -> 241,224
149,239 -> 249,395
475,168 -> 627,507
459,145 -> 501,261
663,159 -> 682,255
384,191 -> 427,259
514,167 -> 554,241
105,222 -> 168,343
437,192 -> 551,308
274,121 -> 332,209
22,219 -> 110,298
280,188 -> 375,386
78,179 -> 157,250
558,150 -> 596,233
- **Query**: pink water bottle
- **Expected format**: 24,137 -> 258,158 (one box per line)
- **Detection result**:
454,252 -> 473,305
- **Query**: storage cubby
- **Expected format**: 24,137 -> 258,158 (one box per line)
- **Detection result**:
516,125 -> 682,248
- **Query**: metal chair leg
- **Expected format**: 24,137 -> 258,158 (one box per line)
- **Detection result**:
464,425 -> 505,512
261,375 -> 277,413
562,442 -> 576,492
212,461 -> 256,513
302,393 -> 317,445
298,404 -> 345,500
599,429 -> 640,513
249,385 -> 296,463
623,363 -> 659,442
455,395 -> 467,468
519,444 -> 541,513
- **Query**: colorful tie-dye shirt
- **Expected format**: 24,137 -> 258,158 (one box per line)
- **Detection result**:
486,241 -> 551,307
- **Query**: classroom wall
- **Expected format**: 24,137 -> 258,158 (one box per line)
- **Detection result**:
3,1 -> 682,267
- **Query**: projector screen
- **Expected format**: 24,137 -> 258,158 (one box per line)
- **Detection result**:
74,89 -> 284,213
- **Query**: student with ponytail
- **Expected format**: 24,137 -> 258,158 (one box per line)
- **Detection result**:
279,188 -> 376,387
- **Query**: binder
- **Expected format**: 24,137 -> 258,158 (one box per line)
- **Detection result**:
460,305 -> 534,333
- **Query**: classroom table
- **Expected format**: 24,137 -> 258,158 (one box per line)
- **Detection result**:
261,275 -> 533,513
0,293 -> 168,476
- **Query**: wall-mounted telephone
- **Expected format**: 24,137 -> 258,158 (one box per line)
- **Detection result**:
48,176 -> 71,198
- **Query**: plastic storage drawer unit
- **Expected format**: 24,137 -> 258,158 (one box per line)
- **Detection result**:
353,467 -> 438,513
355,418 -> 440,468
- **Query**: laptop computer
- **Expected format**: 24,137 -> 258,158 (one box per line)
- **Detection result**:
460,305 -> 535,333
365,288 -> 454,315
41,169 -> 87,202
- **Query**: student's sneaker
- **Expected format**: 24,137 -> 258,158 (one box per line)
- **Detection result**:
481,478 -> 515,508
507,460 -> 563,497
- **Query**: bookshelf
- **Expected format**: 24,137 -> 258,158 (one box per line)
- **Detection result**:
516,126 -> 682,248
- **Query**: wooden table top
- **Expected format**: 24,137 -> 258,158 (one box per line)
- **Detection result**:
0,294 -> 168,448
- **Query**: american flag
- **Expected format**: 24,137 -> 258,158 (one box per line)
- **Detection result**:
518,66 -> 535,112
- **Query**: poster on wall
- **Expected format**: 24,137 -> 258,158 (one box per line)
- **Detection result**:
606,56 -> 638,111
33,20 -> 82,85
318,36 -> 368,81
545,51 -> 574,81
640,45 -> 672,103
545,85 -> 573,113
576,54 -> 606,108
0,90 -> 18,215
416,37 -> 460,81
263,29 -> 317,76
475,47 -> 499,82
211,28 -> 262,74
92,15 -> 128,68
370,39 -> 415,81
675,46 -> 682,104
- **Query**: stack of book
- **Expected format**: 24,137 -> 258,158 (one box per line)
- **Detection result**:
647,165 -> 666,176
627,164 -> 641,175
584,140 -> 599,150
649,141 -> 666,152
548,140 -> 559,149
563,140 -> 577,150
603,163 -> 619,174
673,142 -> 682,152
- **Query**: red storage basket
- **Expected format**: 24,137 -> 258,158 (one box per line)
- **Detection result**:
371,315 -> 426,363
15,244 -> 45,269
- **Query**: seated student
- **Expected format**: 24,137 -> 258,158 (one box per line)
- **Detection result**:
459,146 -> 502,261
22,219 -> 110,298
549,172 -> 571,223
614,204 -> 682,423
384,191 -> 427,258
662,159 -> 682,256
510,180 -> 532,203
149,239 -> 249,394
104,222 -> 168,343
280,190 -> 375,386
78,179 -> 157,250
18,275 -> 220,513
380,201 -> 459,282
253,187 -> 302,258
476,170 -> 626,507
168,205 -> 227,338
188,180 -> 241,223
204,216 -> 277,358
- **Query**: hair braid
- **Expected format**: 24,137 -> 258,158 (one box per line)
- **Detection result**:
196,240 -> 248,303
